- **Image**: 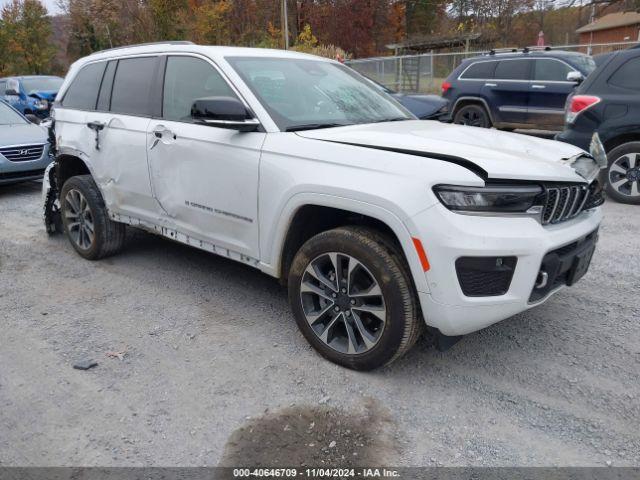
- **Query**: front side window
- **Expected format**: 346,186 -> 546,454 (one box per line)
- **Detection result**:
494,59 -> 531,81
533,59 -> 572,82
227,57 -> 414,131
163,56 -> 236,122
0,101 -> 27,125
62,62 -> 107,110
110,57 -> 158,116
460,61 -> 496,80
609,57 -> 640,91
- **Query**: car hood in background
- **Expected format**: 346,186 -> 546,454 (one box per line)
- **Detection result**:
296,120 -> 587,182
392,93 -> 448,119
0,123 -> 47,147
27,90 -> 58,101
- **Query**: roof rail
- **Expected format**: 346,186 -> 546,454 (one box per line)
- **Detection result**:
486,46 -> 552,55
487,48 -> 519,55
90,41 -> 195,55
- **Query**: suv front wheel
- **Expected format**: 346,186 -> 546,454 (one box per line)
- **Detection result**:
288,226 -> 422,370
60,175 -> 126,260
605,142 -> 640,205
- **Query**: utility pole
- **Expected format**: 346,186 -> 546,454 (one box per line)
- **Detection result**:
282,0 -> 289,50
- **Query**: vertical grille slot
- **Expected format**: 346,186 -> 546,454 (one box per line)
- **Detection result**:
542,184 -> 594,225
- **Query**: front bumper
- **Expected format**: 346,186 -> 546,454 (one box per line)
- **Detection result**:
408,203 -> 603,335
0,144 -> 52,185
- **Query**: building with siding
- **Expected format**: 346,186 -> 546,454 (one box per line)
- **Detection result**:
577,11 -> 640,44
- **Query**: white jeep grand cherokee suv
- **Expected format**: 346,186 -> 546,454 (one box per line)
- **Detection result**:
43,42 -> 604,370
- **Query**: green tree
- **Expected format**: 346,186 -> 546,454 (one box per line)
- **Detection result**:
0,0 -> 55,75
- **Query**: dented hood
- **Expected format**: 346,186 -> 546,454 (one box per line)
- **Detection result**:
296,120 -> 587,182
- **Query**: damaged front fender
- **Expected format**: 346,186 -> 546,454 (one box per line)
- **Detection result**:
42,161 -> 62,235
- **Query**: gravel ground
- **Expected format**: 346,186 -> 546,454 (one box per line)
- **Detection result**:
0,181 -> 638,467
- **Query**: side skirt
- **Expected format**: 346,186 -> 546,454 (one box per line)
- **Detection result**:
109,212 -> 261,269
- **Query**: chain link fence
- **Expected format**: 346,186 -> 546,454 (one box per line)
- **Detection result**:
347,41 -> 640,95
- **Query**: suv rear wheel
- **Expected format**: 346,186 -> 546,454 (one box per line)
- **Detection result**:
60,175 -> 126,260
453,104 -> 491,128
605,142 -> 640,205
288,226 -> 422,370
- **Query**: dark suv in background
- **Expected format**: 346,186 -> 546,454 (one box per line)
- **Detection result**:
442,49 -> 596,130
556,46 -> 640,204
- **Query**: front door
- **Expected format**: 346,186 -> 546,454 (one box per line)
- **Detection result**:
146,55 -> 265,259
528,58 -> 575,129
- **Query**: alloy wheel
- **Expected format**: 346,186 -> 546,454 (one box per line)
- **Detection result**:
64,189 -> 95,250
299,252 -> 386,355
609,153 -> 640,198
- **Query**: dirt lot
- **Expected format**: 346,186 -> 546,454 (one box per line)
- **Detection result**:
0,181 -> 638,467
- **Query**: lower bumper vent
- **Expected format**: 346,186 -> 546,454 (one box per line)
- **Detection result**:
455,256 -> 517,297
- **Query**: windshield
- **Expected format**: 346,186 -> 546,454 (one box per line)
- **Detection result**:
21,77 -> 63,93
0,102 -> 27,125
572,56 -> 597,75
226,57 -> 414,131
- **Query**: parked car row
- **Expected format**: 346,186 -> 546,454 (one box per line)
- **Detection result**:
0,75 -> 62,119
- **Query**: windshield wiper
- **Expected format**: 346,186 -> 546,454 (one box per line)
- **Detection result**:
371,117 -> 411,124
286,123 -> 351,132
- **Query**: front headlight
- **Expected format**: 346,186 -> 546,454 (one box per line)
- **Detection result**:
433,184 -> 544,215
34,99 -> 49,110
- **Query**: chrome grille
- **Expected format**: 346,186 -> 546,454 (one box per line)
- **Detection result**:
542,185 -> 590,225
0,144 -> 45,162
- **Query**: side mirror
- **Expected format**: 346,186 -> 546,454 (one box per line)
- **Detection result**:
191,96 -> 260,132
567,71 -> 584,84
25,114 -> 41,124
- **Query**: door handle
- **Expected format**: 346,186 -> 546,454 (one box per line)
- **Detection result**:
154,131 -> 163,138
532,84 -> 546,89
86,121 -> 106,150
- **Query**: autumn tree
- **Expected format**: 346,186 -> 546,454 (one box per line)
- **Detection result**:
0,0 -> 55,75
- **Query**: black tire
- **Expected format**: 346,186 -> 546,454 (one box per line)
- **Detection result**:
604,142 -> 640,205
288,226 -> 422,371
453,104 -> 491,128
60,175 -> 126,260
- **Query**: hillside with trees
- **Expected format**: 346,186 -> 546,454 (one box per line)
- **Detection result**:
0,0 -> 637,76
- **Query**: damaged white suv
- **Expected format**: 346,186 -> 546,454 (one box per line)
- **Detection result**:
44,42 -> 605,370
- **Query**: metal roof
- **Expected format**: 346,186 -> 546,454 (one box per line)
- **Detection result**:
576,11 -> 640,34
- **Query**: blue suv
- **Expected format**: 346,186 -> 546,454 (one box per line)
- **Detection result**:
441,49 -> 596,130
0,75 -> 63,119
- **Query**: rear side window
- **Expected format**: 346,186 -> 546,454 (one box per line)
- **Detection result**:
110,57 -> 158,116
494,59 -> 531,81
460,61 -> 496,80
533,59 -> 572,82
162,56 -> 236,122
62,62 -> 107,110
608,57 -> 640,91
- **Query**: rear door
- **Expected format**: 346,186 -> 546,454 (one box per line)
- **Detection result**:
529,58 -> 574,129
482,59 -> 532,125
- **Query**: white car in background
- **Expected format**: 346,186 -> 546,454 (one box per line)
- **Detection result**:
44,42 -> 604,370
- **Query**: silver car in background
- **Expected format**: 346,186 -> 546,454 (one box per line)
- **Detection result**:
0,100 -> 51,185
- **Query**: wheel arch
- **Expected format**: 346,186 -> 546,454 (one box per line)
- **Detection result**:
266,194 -> 430,295
603,131 -> 640,153
55,153 -> 92,191
451,96 -> 495,125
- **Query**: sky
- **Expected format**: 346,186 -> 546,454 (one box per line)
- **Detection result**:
0,0 -> 61,15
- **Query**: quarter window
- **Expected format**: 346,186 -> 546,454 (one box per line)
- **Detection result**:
533,59 -> 572,82
62,62 -> 107,110
460,61 -> 496,80
494,59 -> 531,81
608,57 -> 640,91
110,57 -> 158,116
162,56 -> 236,122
